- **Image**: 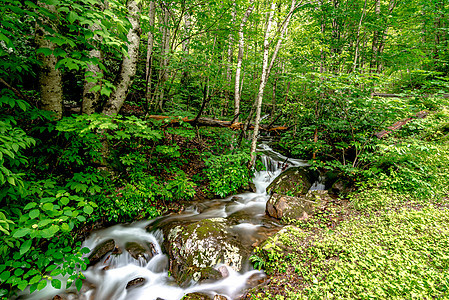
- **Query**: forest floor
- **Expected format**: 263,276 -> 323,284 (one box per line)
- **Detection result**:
240,193 -> 449,299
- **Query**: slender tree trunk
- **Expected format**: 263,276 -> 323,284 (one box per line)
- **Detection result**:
370,0 -> 380,72
352,0 -> 367,73
157,5 -> 170,112
102,0 -> 141,116
234,1 -> 255,122
82,1 -> 104,115
145,1 -> 156,111
249,2 -> 276,167
36,1 -> 63,120
249,0 -> 297,167
376,0 -> 395,73
224,3 -> 236,116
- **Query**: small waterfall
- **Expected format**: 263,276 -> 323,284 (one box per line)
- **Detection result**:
310,175 -> 326,191
24,142 -> 308,300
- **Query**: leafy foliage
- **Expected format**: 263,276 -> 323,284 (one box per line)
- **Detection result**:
204,151 -> 253,197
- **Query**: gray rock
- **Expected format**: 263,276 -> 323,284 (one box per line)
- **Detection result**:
266,191 -> 329,220
182,292 -> 213,300
266,167 -> 314,197
88,239 -> 115,266
162,218 -> 248,286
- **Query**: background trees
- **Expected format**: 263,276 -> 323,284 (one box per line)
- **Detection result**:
0,0 -> 448,297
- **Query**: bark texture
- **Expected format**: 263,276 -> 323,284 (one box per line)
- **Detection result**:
36,2 -> 63,120
145,1 -> 156,108
82,3 -> 104,115
249,2 -> 276,167
234,1 -> 255,122
102,0 -> 141,116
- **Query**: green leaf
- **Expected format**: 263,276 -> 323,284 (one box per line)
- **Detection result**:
42,203 -> 54,211
13,227 -> 30,238
51,279 -> 61,289
83,205 -> 93,215
24,202 -> 37,210
37,279 -> 47,291
61,223 -> 70,232
29,209 -> 40,219
36,48 -> 53,56
60,197 -> 69,205
75,278 -> 82,291
67,11 -> 78,24
17,280 -> 28,291
20,240 -> 32,255
0,271 -> 10,283
14,268 -> 24,277
29,274 -> 41,285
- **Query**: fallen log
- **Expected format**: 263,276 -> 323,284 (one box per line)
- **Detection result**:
146,115 -> 287,133
374,110 -> 428,139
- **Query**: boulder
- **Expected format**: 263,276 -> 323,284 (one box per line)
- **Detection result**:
266,167 -> 314,197
266,191 -> 329,220
258,225 -> 305,254
88,239 -> 116,266
125,242 -> 156,262
182,293 -> 212,300
126,277 -> 146,289
330,179 -> 353,195
162,218 -> 248,286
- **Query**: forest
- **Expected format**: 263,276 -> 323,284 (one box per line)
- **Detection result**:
0,0 -> 449,298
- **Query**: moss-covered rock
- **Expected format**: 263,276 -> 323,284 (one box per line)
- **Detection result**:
266,167 -> 314,197
266,191 -> 329,221
162,218 -> 248,286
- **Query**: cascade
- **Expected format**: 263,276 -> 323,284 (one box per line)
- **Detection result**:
25,143 -> 308,300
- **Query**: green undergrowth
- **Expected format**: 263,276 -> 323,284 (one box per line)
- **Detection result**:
249,98 -> 449,299
252,202 -> 449,299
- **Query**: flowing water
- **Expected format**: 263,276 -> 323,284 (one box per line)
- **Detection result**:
26,142 -> 310,300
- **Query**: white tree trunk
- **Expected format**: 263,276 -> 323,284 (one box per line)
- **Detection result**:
145,1 -> 156,106
157,6 -> 170,112
82,1 -> 104,115
249,2 -> 276,167
102,0 -> 141,116
224,3 -> 236,116
36,1 -> 63,120
249,0 -> 297,167
234,0 -> 255,122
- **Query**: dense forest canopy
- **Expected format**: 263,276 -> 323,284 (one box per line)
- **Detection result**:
0,0 -> 448,298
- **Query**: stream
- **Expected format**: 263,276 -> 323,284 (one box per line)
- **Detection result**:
26,142 -> 309,300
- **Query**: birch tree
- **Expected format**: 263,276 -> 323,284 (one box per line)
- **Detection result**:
145,1 -> 156,110
249,0 -> 299,167
234,0 -> 255,122
102,0 -> 141,116
36,1 -> 63,120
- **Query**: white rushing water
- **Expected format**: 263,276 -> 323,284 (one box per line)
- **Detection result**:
24,143 -> 308,300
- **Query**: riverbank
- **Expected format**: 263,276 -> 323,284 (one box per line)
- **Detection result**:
241,108 -> 449,299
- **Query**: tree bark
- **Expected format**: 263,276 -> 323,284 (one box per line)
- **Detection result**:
145,1 -> 156,111
156,5 -> 171,112
352,0 -> 367,73
36,1 -> 63,120
102,0 -> 141,116
82,1 -> 104,115
234,1 -> 255,122
249,2 -> 276,167
224,3 -> 236,117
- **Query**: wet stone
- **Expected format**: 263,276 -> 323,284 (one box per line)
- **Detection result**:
266,167 -> 315,197
125,241 -> 155,262
218,265 -> 229,278
246,273 -> 267,287
182,292 -> 213,300
126,277 -> 146,289
88,239 -> 115,266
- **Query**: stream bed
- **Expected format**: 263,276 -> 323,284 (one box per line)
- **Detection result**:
27,143 -> 309,300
